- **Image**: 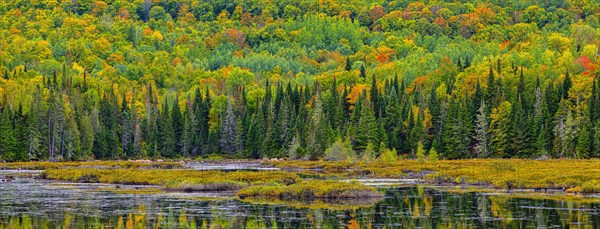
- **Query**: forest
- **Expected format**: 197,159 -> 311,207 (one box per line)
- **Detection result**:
0,0 -> 600,161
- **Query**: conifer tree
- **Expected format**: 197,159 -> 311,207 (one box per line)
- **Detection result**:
0,110 -> 18,161
360,63 -> 366,78
416,141 -> 426,163
171,96 -> 183,154
474,100 -> 489,158
489,101 -> 512,158
345,57 -> 352,71
220,99 -> 237,155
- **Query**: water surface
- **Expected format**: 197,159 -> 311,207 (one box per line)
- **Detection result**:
1,178 -> 599,228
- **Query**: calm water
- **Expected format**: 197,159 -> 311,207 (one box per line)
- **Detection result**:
1,179 -> 600,228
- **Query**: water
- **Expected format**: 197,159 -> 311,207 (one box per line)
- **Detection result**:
2,178 -> 600,228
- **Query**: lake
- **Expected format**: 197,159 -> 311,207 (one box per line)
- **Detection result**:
1,176 -> 599,228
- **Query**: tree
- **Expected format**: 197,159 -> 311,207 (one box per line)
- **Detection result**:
324,138 -> 356,161
345,57 -> 352,71
428,147 -> 439,163
171,96 -> 183,154
159,99 -> 176,158
474,100 -> 489,158
220,99 -> 237,155
416,141 -> 426,163
0,110 -> 18,161
360,63 -> 366,78
489,101 -> 512,158
354,96 -> 377,151
562,69 -> 572,100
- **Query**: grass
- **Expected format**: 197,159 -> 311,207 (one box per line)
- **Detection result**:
237,180 -> 382,199
0,161 -> 183,170
270,159 -> 600,193
41,168 -> 300,192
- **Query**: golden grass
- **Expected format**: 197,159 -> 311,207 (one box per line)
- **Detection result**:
41,168 -> 300,192
271,159 -> 600,193
237,180 -> 382,199
0,161 -> 183,170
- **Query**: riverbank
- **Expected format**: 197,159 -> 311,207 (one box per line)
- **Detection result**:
3,159 -> 600,201
270,159 -> 600,194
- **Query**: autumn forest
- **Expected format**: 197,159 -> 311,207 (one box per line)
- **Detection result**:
1,0 -> 600,162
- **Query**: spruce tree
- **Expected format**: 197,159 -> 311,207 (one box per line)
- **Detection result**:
171,96 -> 183,155
474,100 -> 489,158
159,99 -> 176,158
220,99 -> 237,155
345,57 -> 352,71
360,63 -> 366,78
0,110 -> 18,161
489,101 -> 512,158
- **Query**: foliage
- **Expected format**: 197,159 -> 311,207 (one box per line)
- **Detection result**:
0,1 -> 600,161
237,180 -> 381,199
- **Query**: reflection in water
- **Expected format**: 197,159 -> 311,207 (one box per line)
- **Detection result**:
1,180 -> 600,228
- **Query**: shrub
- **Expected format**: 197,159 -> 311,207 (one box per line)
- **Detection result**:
378,147 -> 398,163
324,138 -> 356,162
428,147 -> 439,163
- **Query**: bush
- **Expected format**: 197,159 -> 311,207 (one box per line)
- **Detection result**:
324,138 -> 356,162
428,147 -> 439,163
378,147 -> 398,163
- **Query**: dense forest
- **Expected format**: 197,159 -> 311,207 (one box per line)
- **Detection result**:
0,0 -> 599,161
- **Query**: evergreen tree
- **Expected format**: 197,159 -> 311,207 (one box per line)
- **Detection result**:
359,63 -> 366,78
220,99 -> 237,155
345,57 -> 352,71
428,146 -> 438,163
486,64 -> 496,109
370,75 -> 381,118
489,101 -> 512,158
354,96 -> 377,152
474,100 -> 489,158
159,99 -> 176,158
0,110 -> 18,161
416,141 -> 426,163
562,69 -> 572,100
171,96 -> 183,155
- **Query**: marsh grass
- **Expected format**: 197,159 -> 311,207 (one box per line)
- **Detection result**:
41,168 -> 300,192
0,161 -> 183,170
237,180 -> 382,199
271,159 -> 600,193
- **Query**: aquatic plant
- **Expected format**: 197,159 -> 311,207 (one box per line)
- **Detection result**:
41,168 -> 300,192
237,180 -> 382,199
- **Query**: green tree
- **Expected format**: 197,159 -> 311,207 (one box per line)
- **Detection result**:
489,101 -> 512,158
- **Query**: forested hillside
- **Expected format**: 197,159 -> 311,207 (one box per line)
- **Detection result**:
0,0 -> 599,161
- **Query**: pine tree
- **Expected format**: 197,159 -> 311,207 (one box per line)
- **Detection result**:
181,101 -> 195,158
0,110 -> 18,161
171,96 -> 183,155
360,63 -> 366,78
416,141 -> 426,163
576,117 -> 591,158
562,69 -> 572,100
159,99 -> 176,158
355,96 -> 377,152
486,64 -> 496,109
234,117 -> 244,156
220,99 -> 237,155
428,146 -> 439,162
489,101 -> 512,158
370,75 -> 381,118
474,100 -> 489,158
345,57 -> 352,71
533,76 -> 543,120
120,94 -> 132,158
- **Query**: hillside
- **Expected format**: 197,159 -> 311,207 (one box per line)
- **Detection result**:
0,1 -> 599,161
